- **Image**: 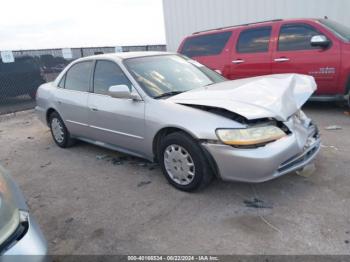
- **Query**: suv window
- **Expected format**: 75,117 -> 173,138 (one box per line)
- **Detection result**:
237,27 -> 272,53
180,31 -> 232,58
65,61 -> 93,92
93,60 -> 132,95
278,24 -> 321,51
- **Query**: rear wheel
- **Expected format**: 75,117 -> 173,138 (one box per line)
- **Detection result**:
49,111 -> 75,148
158,132 -> 213,192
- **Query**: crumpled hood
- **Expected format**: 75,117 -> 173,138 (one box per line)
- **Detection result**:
169,74 -> 316,121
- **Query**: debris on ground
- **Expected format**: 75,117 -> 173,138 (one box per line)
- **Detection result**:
111,157 -> 123,165
33,194 -> 41,199
147,163 -> 159,170
296,163 -> 316,177
137,180 -> 152,187
27,136 -> 34,140
65,217 -> 74,224
110,155 -> 129,165
344,111 -> 350,116
321,144 -> 339,151
96,154 -> 110,160
325,125 -> 342,130
40,161 -> 51,168
243,198 -> 273,209
345,240 -> 349,244
96,154 -> 159,170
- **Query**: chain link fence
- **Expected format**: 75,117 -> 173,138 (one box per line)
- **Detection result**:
0,45 -> 166,115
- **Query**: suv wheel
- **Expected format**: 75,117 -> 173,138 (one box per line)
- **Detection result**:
159,132 -> 213,192
49,112 -> 75,148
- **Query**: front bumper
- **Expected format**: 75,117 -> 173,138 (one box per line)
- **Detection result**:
202,120 -> 321,183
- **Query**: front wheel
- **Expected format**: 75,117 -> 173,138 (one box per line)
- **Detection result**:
158,132 -> 214,192
49,111 -> 75,148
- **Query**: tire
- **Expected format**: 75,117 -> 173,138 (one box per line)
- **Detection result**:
48,111 -> 75,148
158,132 -> 214,192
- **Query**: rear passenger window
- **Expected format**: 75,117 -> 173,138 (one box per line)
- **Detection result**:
93,60 -> 132,95
237,27 -> 272,53
278,24 -> 320,51
180,31 -> 232,58
65,61 -> 93,92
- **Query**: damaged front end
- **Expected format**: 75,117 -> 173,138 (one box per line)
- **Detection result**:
200,110 -> 320,183
169,74 -> 320,182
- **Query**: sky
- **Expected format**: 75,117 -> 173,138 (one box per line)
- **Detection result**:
0,0 -> 166,50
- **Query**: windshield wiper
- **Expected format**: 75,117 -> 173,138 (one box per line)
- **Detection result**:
153,91 -> 184,99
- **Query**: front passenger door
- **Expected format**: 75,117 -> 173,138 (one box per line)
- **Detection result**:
87,60 -> 145,156
272,23 -> 341,95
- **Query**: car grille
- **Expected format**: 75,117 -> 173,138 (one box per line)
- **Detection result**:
277,121 -> 319,173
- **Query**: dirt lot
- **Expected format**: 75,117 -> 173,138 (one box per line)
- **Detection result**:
0,103 -> 349,255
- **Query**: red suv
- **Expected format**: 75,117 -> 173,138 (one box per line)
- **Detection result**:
178,18 -> 350,104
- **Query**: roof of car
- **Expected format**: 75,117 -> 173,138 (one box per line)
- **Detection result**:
191,18 -> 321,35
77,51 -> 174,62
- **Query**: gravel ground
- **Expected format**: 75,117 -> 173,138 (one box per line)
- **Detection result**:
0,103 -> 349,255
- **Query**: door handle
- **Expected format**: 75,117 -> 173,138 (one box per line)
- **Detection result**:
232,59 -> 245,64
57,100 -> 62,105
274,57 -> 290,62
90,107 -> 98,112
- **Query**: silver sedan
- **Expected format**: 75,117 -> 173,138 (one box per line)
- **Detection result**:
36,52 -> 320,191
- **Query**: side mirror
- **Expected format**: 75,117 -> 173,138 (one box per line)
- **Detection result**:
108,85 -> 142,101
310,35 -> 330,48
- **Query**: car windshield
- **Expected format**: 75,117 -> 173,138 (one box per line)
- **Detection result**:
319,19 -> 350,42
123,54 -> 226,98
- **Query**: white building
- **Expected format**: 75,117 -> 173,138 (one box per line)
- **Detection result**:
163,0 -> 350,51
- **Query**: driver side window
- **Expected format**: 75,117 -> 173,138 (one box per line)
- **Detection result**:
278,23 -> 321,51
93,60 -> 133,95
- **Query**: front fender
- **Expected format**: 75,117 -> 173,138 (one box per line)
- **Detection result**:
143,99 -> 245,158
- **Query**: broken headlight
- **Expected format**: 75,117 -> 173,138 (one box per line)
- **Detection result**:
216,126 -> 286,146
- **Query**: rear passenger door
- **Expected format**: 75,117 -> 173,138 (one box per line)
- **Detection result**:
179,31 -> 232,73
54,61 -> 93,137
226,26 -> 272,79
272,22 -> 341,95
